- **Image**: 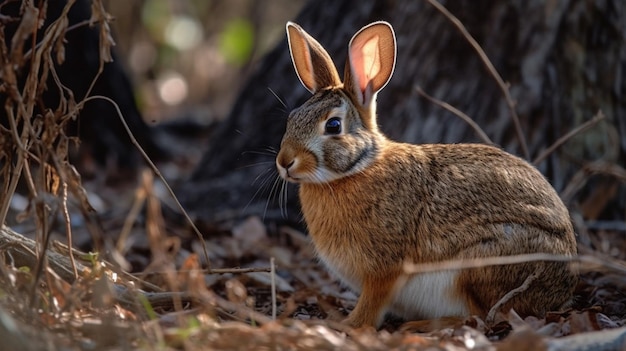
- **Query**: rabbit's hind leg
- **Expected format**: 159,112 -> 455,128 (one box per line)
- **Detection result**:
453,223 -> 577,318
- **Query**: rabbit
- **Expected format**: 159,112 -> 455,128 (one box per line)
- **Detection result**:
276,20 -> 577,328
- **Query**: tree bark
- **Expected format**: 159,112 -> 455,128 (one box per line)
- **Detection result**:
182,0 -> 625,226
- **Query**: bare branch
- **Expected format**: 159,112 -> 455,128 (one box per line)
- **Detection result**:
486,266 -> 542,324
403,252 -> 626,275
533,111 -> 606,165
425,0 -> 529,160
77,95 -> 213,272
416,86 -> 494,145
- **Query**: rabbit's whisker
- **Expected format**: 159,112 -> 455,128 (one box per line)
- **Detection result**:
242,150 -> 278,157
237,161 -> 275,171
267,87 -> 289,110
279,178 -> 289,219
243,167 -> 276,216
264,174 -> 284,220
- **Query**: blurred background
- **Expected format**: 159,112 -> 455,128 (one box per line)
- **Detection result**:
105,0 -> 305,124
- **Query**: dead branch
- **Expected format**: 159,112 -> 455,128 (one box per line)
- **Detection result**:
415,86 -> 494,145
425,0 -> 529,160
561,160 -> 626,203
79,95 -> 212,272
212,267 -> 273,274
0,226 -> 221,320
533,111 -> 606,165
271,257 -> 277,320
486,266 -> 542,324
0,225 -> 81,283
402,252 -> 626,275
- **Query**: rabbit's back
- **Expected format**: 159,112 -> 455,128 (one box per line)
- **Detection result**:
414,143 -> 573,248
301,142 -> 574,261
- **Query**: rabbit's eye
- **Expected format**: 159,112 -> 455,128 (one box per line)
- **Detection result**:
325,117 -> 342,135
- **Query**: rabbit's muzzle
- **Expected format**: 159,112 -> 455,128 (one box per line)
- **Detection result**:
276,142 -> 317,183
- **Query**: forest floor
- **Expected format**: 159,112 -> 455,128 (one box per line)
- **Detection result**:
2,131 -> 626,351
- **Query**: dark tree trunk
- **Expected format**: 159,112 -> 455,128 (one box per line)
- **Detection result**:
182,0 -> 625,227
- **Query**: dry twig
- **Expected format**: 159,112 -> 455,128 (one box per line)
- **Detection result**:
271,257 -> 277,320
403,252 -> 626,275
78,94 -> 213,273
425,0 -> 529,160
533,111 -> 606,165
415,86 -> 494,145
486,266 -> 542,324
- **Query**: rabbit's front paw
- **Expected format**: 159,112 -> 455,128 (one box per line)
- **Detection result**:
342,312 -> 375,330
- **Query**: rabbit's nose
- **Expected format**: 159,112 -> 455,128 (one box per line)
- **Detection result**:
276,150 -> 296,171
276,151 -> 296,178
283,159 -> 297,178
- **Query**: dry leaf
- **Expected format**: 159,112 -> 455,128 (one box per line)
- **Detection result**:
225,278 -> 248,304
232,216 -> 267,254
247,271 -> 294,292
90,0 -> 115,63
9,1 -> 38,65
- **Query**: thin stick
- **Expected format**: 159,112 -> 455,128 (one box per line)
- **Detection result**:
560,160 -> 626,202
76,95 -> 213,272
213,292 -> 274,325
425,0 -> 529,160
403,252 -> 626,275
486,266 -> 541,323
201,267 -> 272,274
61,182 -> 78,278
584,220 -> 626,232
533,110 -> 605,165
415,86 -> 494,145
30,203 -> 53,307
116,183 -> 148,254
270,257 -> 277,320
50,239 -> 164,292
0,107 -> 34,225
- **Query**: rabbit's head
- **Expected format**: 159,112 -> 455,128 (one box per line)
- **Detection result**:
276,22 -> 396,183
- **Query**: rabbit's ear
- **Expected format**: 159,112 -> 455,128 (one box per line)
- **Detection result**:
344,22 -> 396,107
286,22 -> 342,94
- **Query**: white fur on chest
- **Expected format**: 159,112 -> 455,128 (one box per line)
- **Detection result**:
316,251 -> 363,292
389,271 -> 469,320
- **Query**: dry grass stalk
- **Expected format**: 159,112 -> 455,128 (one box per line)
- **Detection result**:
0,0 -> 115,302
402,252 -> 626,276
415,86 -> 495,145
0,0 -> 214,321
90,94 -> 213,271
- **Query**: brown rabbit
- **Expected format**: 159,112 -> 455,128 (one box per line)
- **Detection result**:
276,21 -> 577,328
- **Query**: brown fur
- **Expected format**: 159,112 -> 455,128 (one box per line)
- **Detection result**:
277,21 -> 577,328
